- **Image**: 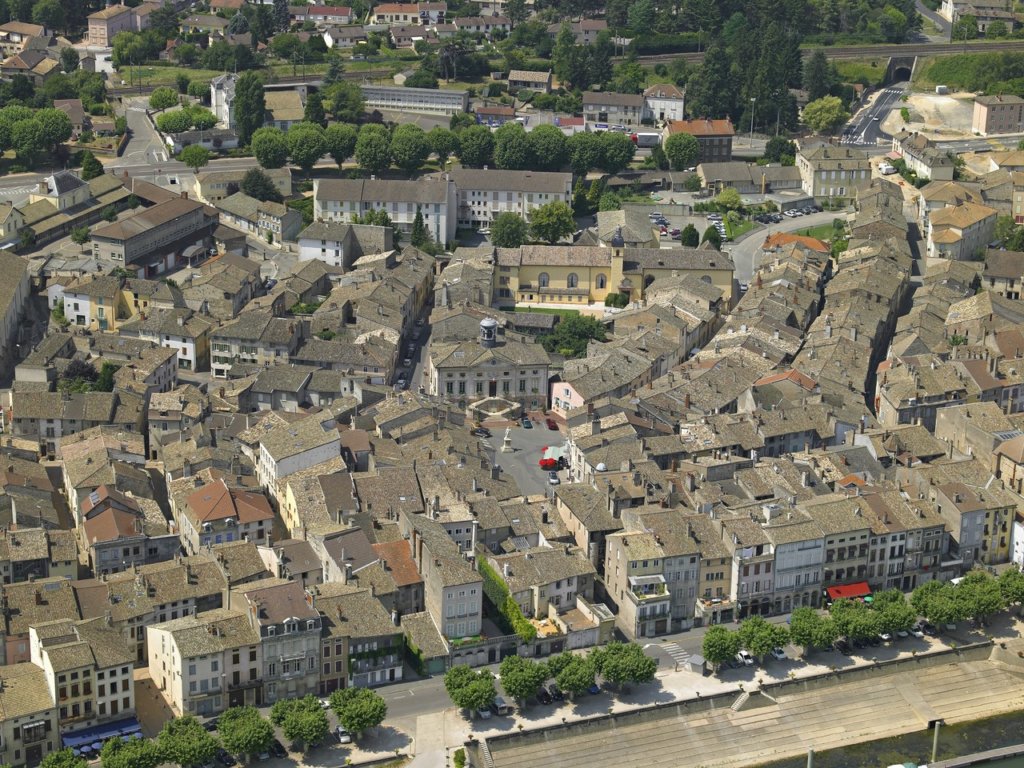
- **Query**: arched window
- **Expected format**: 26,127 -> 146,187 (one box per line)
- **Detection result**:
567,273 -> 578,288
596,274 -> 607,289
701,275 -> 713,284
538,272 -> 549,288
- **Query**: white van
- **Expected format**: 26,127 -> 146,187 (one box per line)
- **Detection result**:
491,696 -> 513,716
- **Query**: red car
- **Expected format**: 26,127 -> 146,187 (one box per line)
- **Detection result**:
545,418 -> 558,430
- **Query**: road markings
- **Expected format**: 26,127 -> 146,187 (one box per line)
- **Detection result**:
661,642 -> 692,666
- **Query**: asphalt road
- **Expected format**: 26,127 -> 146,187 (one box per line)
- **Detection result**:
841,82 -> 908,147
916,0 -> 951,39
727,209 -> 850,283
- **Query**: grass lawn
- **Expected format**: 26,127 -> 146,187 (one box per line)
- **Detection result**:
795,223 -> 840,241
726,219 -> 755,239
267,62 -> 329,79
833,60 -> 888,87
509,307 -> 581,319
121,66 -> 224,87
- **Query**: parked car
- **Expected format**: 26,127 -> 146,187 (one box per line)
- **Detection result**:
492,696 -> 513,715
203,718 -> 219,732
269,740 -> 286,759
473,427 -> 491,438
896,629 -> 909,639
548,471 -> 560,485
922,622 -> 938,636
587,682 -> 601,695
336,727 -> 352,744
547,683 -> 565,701
878,631 -> 893,642
735,650 -> 754,666
215,750 -> 237,767
910,624 -> 925,639
545,418 -> 558,430
476,707 -> 492,720
833,639 -> 853,655
536,687 -> 553,705
521,417 -> 533,429
770,647 -> 786,661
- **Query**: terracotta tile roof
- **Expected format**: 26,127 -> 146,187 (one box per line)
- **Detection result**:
371,539 -> 422,588
667,118 -> 735,137
186,479 -> 274,524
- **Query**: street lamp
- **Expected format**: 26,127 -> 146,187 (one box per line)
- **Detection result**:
749,97 -> 756,148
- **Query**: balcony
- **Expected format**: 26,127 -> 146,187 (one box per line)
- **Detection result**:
628,575 -> 670,604
517,284 -> 590,297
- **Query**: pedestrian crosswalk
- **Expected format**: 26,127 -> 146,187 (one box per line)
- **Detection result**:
661,642 -> 691,667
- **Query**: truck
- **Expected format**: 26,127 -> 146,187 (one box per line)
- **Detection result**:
630,132 -> 661,148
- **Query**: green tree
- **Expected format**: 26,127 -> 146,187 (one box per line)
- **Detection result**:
802,95 -> 850,134
627,0 -> 655,32
568,131 -> 604,175
390,123 -> 430,174
157,714 -> 220,768
544,651 -> 576,679
79,150 -> 103,180
100,734 -> 162,768
714,187 -> 743,211
444,666 -> 497,713
188,107 -> 217,131
556,655 -> 596,698
217,706 -> 275,759
234,71 -> 267,146
737,615 -> 789,662
241,168 -> 284,203
70,226 -> 90,248
498,655 -> 547,705
457,124 -> 494,168
450,112 -> 476,132
176,73 -> 190,94
287,121 -> 326,176
41,749 -> 86,768
251,126 -> 289,168
149,86 -> 179,111
952,14 -> 978,40
31,0 -> 64,33
526,124 -> 568,172
788,607 -> 837,656
802,50 -> 835,102
355,123 -> 392,174
324,122 -> 358,169
763,136 -> 797,163
304,90 -> 326,127
1000,568 -> 1024,614
156,110 -> 192,134
324,81 -> 365,123
427,126 -> 459,167
956,570 -> 1006,624
878,601 -> 917,635
592,642 -> 656,688
60,47 -> 79,74
410,207 -> 429,247
11,119 -> 44,163
490,211 -> 529,247
700,626 -> 741,671
35,108 -> 72,152
664,132 -> 699,171
330,688 -> 388,736
539,313 -> 606,358
552,23 -> 576,87
598,192 -> 621,211
986,19 -> 1008,37
179,144 -> 210,172
911,580 -> 946,617
505,0 -> 527,27
598,131 -> 636,174
701,225 -> 721,249
679,223 -> 699,247
273,696 -> 329,751
529,200 -> 575,244
493,122 -> 534,170
187,80 -> 208,101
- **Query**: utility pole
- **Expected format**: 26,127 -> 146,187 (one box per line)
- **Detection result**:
749,97 -> 756,148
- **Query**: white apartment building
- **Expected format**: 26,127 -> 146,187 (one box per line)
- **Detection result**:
148,608 -> 263,716
446,169 -> 572,228
295,222 -> 394,270
359,84 -> 468,116
927,201 -> 999,260
256,414 -> 341,490
313,177 -> 457,245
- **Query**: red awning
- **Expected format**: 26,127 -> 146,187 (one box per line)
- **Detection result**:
826,581 -> 872,601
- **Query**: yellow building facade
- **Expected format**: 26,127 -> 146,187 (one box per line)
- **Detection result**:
493,240 -> 734,307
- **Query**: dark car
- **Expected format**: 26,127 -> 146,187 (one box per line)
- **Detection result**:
269,740 -> 287,759
833,639 -> 853,655
587,682 -> 601,695
545,418 -> 558,430
867,635 -> 881,647
536,687 -> 553,705
922,622 -> 938,636
851,637 -> 866,650
202,718 -> 219,732
521,417 -> 533,429
472,427 -> 491,438
547,683 -> 564,701
215,749 -> 236,767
